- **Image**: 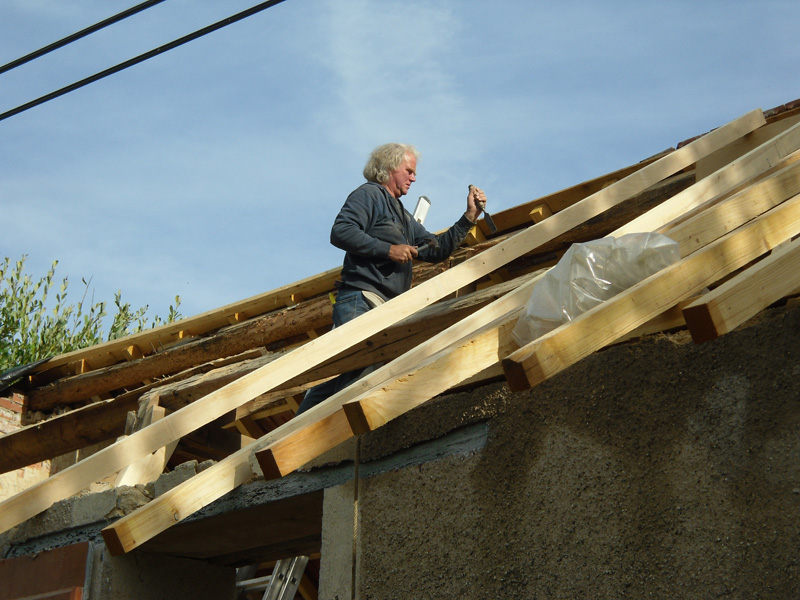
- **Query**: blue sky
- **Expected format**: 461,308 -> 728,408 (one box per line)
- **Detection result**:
1,0 -> 798,328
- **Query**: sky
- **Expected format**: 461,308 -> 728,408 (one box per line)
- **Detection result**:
1,0 -> 798,331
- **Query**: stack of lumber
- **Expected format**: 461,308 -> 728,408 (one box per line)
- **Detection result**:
1,101 -> 799,560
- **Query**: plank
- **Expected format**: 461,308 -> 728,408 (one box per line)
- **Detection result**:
0,350 -> 269,474
139,491 -> 323,562
612,298 -> 694,344
257,275 -> 542,476
0,541 -> 89,600
659,148 -> 800,237
522,148 -> 671,218
682,236 -> 800,343
614,118 -> 800,236
515,172 -> 695,260
0,393 -> 137,474
28,267 -> 341,376
114,405 -> 177,487
696,112 -> 800,179
342,297 -> 695,433
13,587 -> 82,600
501,192 -> 800,391
3,106 -> 759,545
154,277 -> 519,413
342,313 -> 521,434
26,295 -> 334,411
100,273 -> 543,556
663,158 -> 800,253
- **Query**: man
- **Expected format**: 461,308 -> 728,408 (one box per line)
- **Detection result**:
296,142 -> 487,414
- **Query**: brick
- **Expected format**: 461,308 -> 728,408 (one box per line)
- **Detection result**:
0,397 -> 23,413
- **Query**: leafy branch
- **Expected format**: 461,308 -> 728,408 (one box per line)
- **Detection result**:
0,255 -> 182,373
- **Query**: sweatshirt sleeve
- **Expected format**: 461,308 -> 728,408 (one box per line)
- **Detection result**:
330,186 -> 392,258
414,213 -> 474,263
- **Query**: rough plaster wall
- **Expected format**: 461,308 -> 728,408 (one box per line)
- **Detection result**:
350,303 -> 800,599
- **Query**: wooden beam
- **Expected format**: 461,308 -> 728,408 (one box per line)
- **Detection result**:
27,267 -> 341,376
663,157 -> 800,253
177,426 -> 257,462
696,113 -> 800,179
682,236 -> 800,343
342,313 -> 521,434
0,351 -> 269,474
520,148 -> 672,219
659,149 -> 800,236
257,274 -> 543,477
0,107 -> 761,542
234,416 -> 267,439
464,225 -> 487,246
0,394 -> 138,474
140,490 -> 323,564
614,118 -> 800,236
87,108 -> 766,553
156,277 -> 519,415
613,298 -> 694,344
100,273 -> 543,556
114,404 -> 177,487
519,171 -> 695,259
529,203 -> 553,223
26,295 -> 334,411
501,192 -> 800,391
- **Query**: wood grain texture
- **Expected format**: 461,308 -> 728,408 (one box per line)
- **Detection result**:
682,235 -> 800,343
502,193 -> 800,391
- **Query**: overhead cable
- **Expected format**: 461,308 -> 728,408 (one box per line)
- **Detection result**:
0,0 -> 288,123
0,0 -> 169,76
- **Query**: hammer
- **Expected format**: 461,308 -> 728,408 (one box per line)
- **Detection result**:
470,184 -> 497,233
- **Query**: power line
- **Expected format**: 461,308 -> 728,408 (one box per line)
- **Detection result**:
0,0 -> 169,75
0,0 -> 289,123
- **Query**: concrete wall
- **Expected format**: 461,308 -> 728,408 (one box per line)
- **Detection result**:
320,302 -> 800,599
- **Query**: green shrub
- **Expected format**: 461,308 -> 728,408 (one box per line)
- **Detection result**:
0,255 -> 182,373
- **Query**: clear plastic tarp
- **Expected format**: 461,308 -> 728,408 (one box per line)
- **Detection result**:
512,232 -> 681,346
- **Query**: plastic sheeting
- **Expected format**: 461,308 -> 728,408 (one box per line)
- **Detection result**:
512,232 -> 681,346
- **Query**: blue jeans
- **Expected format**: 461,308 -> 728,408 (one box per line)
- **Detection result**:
296,289 -> 380,415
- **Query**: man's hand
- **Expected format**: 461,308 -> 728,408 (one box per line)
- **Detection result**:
388,244 -> 419,264
466,185 -> 487,223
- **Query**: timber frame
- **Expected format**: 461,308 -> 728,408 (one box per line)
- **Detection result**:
2,99 -> 800,595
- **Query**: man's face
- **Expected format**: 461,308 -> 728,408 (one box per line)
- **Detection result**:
385,153 -> 417,199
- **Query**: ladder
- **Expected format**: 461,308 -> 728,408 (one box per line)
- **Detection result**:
235,556 -> 309,600
262,556 -> 309,600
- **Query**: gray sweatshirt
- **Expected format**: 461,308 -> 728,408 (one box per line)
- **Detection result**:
330,182 -> 474,301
